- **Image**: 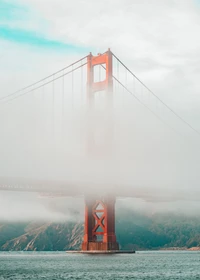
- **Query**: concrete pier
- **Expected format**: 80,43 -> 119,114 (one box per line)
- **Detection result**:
66,250 -> 135,254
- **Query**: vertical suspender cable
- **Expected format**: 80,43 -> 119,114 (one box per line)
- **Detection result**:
62,70 -> 65,141
81,59 -> 83,105
42,85 -> 45,142
42,84 -> 45,105
52,74 -> 55,141
72,65 -> 74,109
125,67 -> 127,88
99,64 -> 101,81
117,59 -> 119,90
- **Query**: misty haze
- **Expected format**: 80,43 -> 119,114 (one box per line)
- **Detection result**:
1,0 -> 200,279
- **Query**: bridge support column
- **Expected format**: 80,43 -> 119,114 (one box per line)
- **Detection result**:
81,196 -> 119,251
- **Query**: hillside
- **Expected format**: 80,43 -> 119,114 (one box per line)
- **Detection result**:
1,209 -> 200,251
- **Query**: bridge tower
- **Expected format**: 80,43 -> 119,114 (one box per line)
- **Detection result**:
81,49 -> 119,251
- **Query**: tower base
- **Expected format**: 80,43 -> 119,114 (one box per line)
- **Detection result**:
82,241 -> 119,251
82,196 -> 119,252
66,250 -> 135,254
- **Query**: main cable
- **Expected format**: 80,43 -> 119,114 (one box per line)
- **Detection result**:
4,62 -> 88,104
100,64 -> 183,136
112,52 -> 200,136
0,55 -> 88,102
1,51 -> 108,104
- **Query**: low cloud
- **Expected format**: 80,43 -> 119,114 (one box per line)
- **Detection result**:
0,0 -> 200,221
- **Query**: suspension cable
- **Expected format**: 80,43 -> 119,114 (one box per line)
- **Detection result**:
112,52 -> 200,136
1,51 -> 108,105
100,64 -> 183,136
3,62 -> 88,104
0,55 -> 88,102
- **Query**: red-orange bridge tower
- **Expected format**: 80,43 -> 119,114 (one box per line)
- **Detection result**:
82,49 -> 119,252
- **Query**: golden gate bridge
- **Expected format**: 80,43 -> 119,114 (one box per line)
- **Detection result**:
0,49 -> 199,253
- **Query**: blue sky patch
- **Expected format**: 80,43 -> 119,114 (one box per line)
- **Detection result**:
195,0 -> 200,6
0,0 -> 28,21
0,25 -> 86,52
0,0 -> 86,53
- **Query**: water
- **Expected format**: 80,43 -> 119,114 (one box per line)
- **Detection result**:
0,251 -> 200,279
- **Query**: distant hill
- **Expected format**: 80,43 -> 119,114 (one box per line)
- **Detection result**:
1,209 -> 200,251
0,222 -> 83,251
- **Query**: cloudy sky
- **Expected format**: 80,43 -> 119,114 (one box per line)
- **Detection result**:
0,0 -> 200,220
1,0 -> 200,103
0,0 -> 199,115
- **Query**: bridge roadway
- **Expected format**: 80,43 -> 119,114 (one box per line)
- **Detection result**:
0,177 -> 199,202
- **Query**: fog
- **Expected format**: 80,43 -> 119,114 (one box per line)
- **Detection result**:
0,61 -> 200,221
1,0 -> 200,222
1,192 -> 200,223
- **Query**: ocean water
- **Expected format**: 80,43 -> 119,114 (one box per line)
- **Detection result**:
0,251 -> 200,280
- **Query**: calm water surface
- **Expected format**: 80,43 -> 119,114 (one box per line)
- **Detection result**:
0,251 -> 200,279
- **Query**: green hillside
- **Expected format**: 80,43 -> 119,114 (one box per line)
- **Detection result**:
1,209 -> 200,251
